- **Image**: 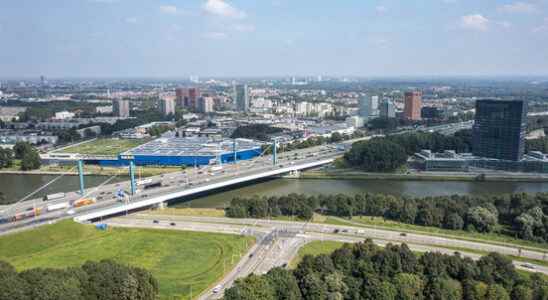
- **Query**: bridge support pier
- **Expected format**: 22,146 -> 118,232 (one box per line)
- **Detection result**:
272,139 -> 277,166
77,160 -> 85,195
129,161 -> 136,195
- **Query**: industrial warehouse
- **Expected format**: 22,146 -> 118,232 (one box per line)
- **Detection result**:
43,137 -> 264,167
117,137 -> 263,166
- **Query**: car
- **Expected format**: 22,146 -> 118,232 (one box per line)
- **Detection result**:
521,263 -> 535,270
249,253 -> 254,258
170,222 -> 176,226
66,209 -> 75,215
333,229 -> 340,234
153,220 -> 159,224
212,285 -> 222,294
400,232 -> 407,237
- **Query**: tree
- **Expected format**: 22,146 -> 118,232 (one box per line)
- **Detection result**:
393,273 -> 424,300
20,148 -> 41,171
466,206 -> 498,233
225,274 -> 276,300
0,148 -> 13,169
265,268 -> 302,300
13,142 -> 33,159
444,213 -> 464,230
425,278 -> 462,300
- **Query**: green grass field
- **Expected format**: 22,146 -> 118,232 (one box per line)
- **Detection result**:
289,241 -> 345,268
0,220 -> 253,300
56,138 -> 148,155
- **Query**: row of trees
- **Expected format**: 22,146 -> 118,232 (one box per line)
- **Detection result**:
225,240 -> 548,300
0,259 -> 158,300
262,131 -> 366,156
231,124 -> 284,141
0,148 -> 13,169
226,192 -> 548,243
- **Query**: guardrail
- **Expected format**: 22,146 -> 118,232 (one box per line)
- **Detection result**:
74,158 -> 335,222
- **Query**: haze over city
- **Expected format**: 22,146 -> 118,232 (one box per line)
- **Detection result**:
2,0 -> 548,77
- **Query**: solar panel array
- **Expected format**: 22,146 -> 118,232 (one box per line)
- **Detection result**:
122,137 -> 262,157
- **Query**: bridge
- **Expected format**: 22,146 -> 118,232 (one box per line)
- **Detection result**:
0,140 -> 353,233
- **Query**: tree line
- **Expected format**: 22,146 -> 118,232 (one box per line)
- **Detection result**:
225,192 -> 548,243
225,239 -> 548,300
0,259 -> 158,300
231,124 -> 284,141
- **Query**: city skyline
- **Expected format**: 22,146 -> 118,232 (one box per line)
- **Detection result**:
1,0 -> 548,78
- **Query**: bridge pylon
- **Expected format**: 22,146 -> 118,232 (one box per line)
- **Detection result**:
77,160 -> 85,195
129,161 -> 136,195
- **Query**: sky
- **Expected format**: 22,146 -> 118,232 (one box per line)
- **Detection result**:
1,0 -> 548,78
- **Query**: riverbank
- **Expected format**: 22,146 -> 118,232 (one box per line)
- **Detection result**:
298,169 -> 548,182
0,164 -> 181,177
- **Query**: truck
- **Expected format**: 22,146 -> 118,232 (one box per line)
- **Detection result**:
44,193 -> 66,201
10,208 -> 43,222
143,181 -> 162,190
47,202 -> 70,212
211,165 -> 223,172
72,198 -> 97,208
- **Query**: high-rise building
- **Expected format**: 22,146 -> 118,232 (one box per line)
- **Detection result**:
359,95 -> 379,121
113,99 -> 130,118
160,98 -> 175,116
235,84 -> 249,112
187,88 -> 200,109
472,99 -> 527,161
175,88 -> 188,107
404,91 -> 422,120
380,99 -> 396,118
198,97 -> 215,113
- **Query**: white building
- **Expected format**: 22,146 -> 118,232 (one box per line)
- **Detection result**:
160,98 -> 176,116
54,111 -> 75,120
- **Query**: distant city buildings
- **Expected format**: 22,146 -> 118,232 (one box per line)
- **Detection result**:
53,111 -> 75,120
472,99 -> 527,161
198,97 -> 215,113
113,99 -> 130,118
379,99 -> 396,118
421,106 -> 442,119
235,84 -> 249,112
188,88 -> 200,109
404,91 -> 422,121
175,88 -> 188,108
160,97 -> 176,116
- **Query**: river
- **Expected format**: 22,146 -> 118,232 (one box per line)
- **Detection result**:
0,174 -> 125,204
3,174 -> 548,208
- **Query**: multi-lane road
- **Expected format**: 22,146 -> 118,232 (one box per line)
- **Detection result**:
105,214 -> 548,299
0,141 -> 356,234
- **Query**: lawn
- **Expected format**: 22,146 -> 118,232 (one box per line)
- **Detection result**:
289,241 -> 345,268
0,220 -> 254,300
56,138 -> 149,156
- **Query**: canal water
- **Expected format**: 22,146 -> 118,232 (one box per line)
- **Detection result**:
3,174 -> 548,208
0,174 -> 126,204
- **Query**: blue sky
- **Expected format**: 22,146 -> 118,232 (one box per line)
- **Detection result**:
1,0 -> 548,78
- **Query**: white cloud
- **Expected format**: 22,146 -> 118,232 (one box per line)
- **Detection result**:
498,2 -> 537,14
203,0 -> 246,19
375,6 -> 387,14
160,5 -> 178,15
124,17 -> 137,24
203,31 -> 228,40
460,14 -> 490,31
233,24 -> 255,32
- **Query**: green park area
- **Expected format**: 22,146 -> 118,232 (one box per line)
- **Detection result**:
289,241 -> 344,268
56,138 -> 148,156
0,220 -> 254,300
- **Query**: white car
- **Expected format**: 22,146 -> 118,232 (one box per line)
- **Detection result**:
212,285 -> 222,294
66,209 -> 75,215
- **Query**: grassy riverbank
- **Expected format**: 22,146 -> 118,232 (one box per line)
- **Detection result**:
0,220 -> 253,300
0,163 -> 181,177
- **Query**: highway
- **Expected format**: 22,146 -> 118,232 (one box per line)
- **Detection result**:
0,140 -> 358,234
104,214 -> 548,299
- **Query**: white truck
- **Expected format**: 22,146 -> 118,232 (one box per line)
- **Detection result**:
47,202 -> 70,212
44,193 -> 66,201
